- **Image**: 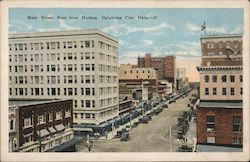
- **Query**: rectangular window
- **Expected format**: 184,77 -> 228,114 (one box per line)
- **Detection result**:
85,113 -> 91,118
204,75 -> 209,82
57,88 -> 60,95
68,88 -> 73,96
222,88 -> 227,95
85,88 -> 90,95
85,75 -> 90,83
68,53 -> 72,60
230,75 -> 235,82
213,88 -> 217,95
74,88 -> 77,95
74,100 -> 77,108
37,114 -> 45,124
85,64 -> 90,71
233,116 -> 242,132
92,64 -> 95,71
51,88 -> 56,95
205,88 -> 209,95
56,111 -> 62,120
231,88 -> 235,95
207,115 -> 215,132
86,100 -> 91,108
68,64 -> 73,71
92,100 -> 95,108
85,52 -> 90,59
81,100 -> 84,107
23,118 -> 33,128
68,75 -> 73,84
85,41 -> 90,48
240,88 -> 243,95
240,75 -> 243,82
222,75 -> 227,82
212,75 -> 217,82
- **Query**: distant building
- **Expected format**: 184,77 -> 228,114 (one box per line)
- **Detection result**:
119,64 -> 157,100
196,34 -> 243,150
119,97 -> 134,115
137,54 -> 176,85
8,30 -> 119,126
158,81 -> 173,97
119,64 -> 156,80
8,99 -> 79,152
176,68 -> 187,91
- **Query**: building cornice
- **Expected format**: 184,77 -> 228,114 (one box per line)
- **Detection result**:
196,66 -> 243,72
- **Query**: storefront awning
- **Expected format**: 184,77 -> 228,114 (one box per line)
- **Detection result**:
38,129 -> 49,137
48,127 -> 56,133
23,132 -> 33,138
73,127 -> 93,132
46,136 -> 82,152
55,124 -> 65,132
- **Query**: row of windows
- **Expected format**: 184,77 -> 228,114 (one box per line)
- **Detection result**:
206,115 -> 242,132
9,64 -> 118,73
204,87 -> 243,96
74,100 -> 95,108
10,87 -> 118,97
204,75 -> 243,83
74,113 -> 95,119
10,52 -> 118,63
98,64 -> 118,72
23,110 -> 70,128
9,41 -> 118,52
206,41 -> 240,49
124,70 -> 152,74
10,74 -> 118,85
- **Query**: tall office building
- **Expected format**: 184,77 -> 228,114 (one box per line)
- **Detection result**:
137,54 -> 176,86
196,34 -> 243,151
9,30 -> 119,125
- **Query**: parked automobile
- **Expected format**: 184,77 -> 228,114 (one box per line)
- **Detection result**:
121,132 -> 129,141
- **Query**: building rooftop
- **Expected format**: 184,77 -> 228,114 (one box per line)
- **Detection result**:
9,99 -> 71,108
9,29 -> 118,43
200,33 -> 243,39
199,100 -> 242,109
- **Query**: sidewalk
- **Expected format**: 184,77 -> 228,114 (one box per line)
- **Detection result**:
183,117 -> 197,150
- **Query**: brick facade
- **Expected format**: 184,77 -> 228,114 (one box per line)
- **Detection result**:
137,54 -> 176,83
197,107 -> 242,145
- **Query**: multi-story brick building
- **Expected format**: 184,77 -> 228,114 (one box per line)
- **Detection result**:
8,30 -> 119,126
137,54 -> 176,84
196,34 -> 243,150
119,64 -> 157,100
9,99 -> 77,152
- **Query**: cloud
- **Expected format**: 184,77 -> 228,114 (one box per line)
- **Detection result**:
142,40 -> 153,46
103,22 -> 175,36
119,40 -> 129,46
37,19 -> 81,32
187,23 -> 230,34
13,20 -> 32,30
230,25 -> 243,34
58,19 -> 81,30
119,50 -> 144,64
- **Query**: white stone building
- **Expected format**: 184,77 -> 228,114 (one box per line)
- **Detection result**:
9,29 -> 119,125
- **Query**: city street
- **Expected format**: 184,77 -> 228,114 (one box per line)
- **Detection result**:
76,91 -> 195,152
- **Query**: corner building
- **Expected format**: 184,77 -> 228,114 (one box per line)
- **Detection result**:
196,34 -> 243,148
9,30 -> 119,125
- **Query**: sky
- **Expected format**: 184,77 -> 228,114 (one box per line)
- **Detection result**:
9,8 -> 243,82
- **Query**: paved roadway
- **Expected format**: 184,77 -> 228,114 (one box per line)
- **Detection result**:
76,91 -> 195,152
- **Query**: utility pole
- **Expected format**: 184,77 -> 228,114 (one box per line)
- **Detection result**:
169,125 -> 172,152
